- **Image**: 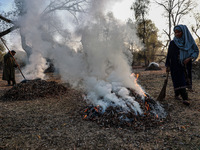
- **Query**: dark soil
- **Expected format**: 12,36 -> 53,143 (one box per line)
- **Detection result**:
0,69 -> 200,150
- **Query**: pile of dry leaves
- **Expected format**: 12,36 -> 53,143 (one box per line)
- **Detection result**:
0,79 -> 67,101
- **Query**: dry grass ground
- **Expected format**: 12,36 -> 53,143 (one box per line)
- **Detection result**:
0,69 -> 200,150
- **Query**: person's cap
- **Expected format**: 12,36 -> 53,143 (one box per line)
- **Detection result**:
11,50 -> 16,53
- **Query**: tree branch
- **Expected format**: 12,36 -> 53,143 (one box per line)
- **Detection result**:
0,26 -> 19,37
0,14 -> 14,24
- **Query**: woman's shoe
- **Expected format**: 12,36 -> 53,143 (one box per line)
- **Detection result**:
183,100 -> 190,106
12,83 -> 16,86
175,96 -> 182,100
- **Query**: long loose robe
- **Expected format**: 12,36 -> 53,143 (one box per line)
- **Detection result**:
165,40 -> 192,90
2,53 -> 16,81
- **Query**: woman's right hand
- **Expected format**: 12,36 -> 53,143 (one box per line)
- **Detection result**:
183,57 -> 192,65
166,67 -> 170,72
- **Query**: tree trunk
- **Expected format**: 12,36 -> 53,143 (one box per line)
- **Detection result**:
19,28 -> 32,59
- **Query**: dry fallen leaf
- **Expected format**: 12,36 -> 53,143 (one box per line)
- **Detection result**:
37,135 -> 41,139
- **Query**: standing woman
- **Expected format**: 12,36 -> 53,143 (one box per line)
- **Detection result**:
166,24 -> 199,106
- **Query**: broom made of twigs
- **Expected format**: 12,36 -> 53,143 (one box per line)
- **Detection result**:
157,72 -> 169,101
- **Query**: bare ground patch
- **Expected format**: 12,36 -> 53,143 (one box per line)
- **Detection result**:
0,69 -> 200,150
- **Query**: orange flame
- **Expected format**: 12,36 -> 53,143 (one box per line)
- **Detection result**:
131,73 -> 139,80
83,115 -> 87,119
94,107 -> 98,112
131,73 -> 147,97
136,74 -> 139,80
84,108 -> 88,113
145,102 -> 150,111
143,92 -> 147,97
94,105 -> 99,112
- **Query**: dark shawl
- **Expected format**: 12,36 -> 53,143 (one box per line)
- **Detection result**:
173,25 -> 199,63
165,40 -> 192,90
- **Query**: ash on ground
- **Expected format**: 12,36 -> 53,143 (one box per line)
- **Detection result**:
1,79 -> 67,101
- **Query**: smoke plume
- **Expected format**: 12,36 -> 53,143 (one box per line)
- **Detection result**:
14,0 -> 159,114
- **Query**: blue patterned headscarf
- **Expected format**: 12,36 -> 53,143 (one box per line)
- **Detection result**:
173,25 -> 199,63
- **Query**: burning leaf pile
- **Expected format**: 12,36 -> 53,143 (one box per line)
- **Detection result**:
1,79 -> 67,101
81,90 -> 167,130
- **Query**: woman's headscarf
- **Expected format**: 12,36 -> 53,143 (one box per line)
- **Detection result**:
173,24 -> 199,63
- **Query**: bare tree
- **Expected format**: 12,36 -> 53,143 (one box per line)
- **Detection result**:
155,0 -> 195,42
0,14 -> 19,37
191,12 -> 200,44
0,0 -> 88,58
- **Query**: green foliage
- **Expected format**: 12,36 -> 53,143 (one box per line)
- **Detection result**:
132,0 -> 150,22
131,0 -> 151,66
132,51 -> 146,65
134,19 -> 162,64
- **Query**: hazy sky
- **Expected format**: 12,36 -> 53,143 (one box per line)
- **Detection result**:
110,0 -> 200,41
0,0 -> 13,11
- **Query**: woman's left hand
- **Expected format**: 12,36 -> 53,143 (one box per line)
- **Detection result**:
183,57 -> 192,65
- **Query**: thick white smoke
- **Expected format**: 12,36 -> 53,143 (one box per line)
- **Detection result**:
85,78 -> 143,115
23,52 -> 48,79
15,0 -> 156,114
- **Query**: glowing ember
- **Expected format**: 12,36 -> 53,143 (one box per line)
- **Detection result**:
94,105 -> 99,112
145,102 -> 150,111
